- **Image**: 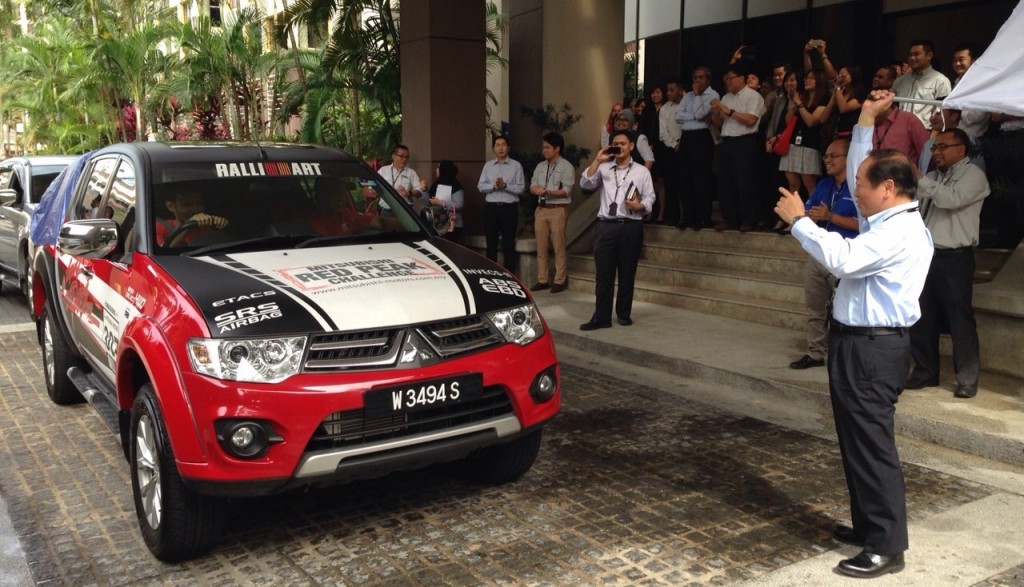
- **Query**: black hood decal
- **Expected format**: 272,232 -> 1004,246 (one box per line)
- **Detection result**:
426,239 -> 532,313
153,255 -> 325,337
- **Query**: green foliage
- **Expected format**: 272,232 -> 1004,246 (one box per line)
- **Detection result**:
516,103 -> 591,169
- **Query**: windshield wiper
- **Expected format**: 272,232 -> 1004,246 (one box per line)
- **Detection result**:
295,231 -> 415,249
184,234 -> 311,257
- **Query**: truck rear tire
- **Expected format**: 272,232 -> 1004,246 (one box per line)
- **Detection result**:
130,384 -> 225,562
41,302 -> 84,405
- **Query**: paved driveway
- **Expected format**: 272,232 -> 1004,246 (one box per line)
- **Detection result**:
0,317 -> 1012,585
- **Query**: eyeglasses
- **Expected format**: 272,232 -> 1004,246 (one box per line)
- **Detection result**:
930,143 -> 964,152
393,153 -> 409,159
723,74 -> 740,82
822,153 -> 847,160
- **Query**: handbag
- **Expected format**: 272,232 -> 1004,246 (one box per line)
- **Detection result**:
772,114 -> 798,156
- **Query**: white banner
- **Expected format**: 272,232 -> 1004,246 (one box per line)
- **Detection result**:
944,1 -> 1024,116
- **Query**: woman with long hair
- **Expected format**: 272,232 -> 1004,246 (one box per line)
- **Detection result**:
427,160 -> 465,243
826,65 -> 865,138
780,69 -> 827,199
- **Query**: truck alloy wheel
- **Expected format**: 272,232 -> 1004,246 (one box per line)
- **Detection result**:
130,384 -> 224,562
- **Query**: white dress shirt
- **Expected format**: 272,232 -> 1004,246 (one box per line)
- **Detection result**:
580,161 -> 656,220
790,124 -> 934,327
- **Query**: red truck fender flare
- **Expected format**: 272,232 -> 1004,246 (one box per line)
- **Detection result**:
118,317 -> 207,465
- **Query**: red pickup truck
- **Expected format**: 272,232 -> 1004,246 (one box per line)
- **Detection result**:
31,143 -> 560,561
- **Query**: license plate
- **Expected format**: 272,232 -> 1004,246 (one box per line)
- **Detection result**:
364,373 -> 482,417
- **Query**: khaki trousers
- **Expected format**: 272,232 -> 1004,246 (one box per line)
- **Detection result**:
535,206 -> 568,284
805,257 -> 837,361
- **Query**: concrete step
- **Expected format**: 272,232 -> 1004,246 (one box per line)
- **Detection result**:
534,290 -> 1024,469
569,254 -> 805,305
644,223 -> 805,253
565,271 -> 808,331
641,240 -> 808,276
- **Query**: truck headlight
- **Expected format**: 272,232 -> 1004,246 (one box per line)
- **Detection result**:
486,303 -> 544,346
188,336 -> 306,383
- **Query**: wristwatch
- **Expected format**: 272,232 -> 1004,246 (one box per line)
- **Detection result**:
791,214 -> 807,225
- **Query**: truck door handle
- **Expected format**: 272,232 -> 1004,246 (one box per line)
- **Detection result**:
80,267 -> 94,279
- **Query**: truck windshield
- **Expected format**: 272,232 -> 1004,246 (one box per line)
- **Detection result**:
150,162 -> 425,252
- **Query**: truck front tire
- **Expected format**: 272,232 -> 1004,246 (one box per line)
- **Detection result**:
130,384 -> 224,562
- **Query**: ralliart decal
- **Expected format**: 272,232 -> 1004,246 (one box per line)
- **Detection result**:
214,162 -> 323,178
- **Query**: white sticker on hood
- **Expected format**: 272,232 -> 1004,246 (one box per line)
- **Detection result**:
275,257 -> 444,293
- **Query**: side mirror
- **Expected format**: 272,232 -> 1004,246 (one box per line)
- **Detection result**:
420,205 -> 451,236
0,188 -> 17,207
58,219 -> 119,258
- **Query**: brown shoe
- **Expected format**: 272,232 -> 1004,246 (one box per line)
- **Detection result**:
530,282 -> 549,291
550,282 -> 566,293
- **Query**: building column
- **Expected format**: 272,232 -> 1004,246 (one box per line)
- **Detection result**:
400,0 -> 487,234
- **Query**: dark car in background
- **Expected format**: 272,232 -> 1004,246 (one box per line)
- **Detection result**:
0,155 -> 77,298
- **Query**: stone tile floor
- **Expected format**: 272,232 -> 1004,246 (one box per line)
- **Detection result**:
0,330 -> 1011,586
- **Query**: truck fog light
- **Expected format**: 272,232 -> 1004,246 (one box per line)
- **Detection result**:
530,366 -> 558,403
231,426 -> 255,449
216,420 -> 277,459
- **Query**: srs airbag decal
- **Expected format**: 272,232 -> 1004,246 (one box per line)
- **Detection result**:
275,257 -> 444,293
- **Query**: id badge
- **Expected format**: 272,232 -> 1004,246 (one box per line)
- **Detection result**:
607,202 -> 617,216
794,134 -> 803,146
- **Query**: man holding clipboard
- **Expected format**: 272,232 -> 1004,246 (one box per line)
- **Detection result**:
578,130 -> 657,331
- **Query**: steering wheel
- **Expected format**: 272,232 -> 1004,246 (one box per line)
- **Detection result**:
163,220 -> 199,248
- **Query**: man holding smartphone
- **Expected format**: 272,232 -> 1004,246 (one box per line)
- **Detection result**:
578,130 -> 657,331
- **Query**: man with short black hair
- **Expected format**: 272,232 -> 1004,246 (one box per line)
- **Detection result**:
659,78 -> 684,226
529,132 -> 575,293
907,127 -> 990,398
892,39 -> 952,129
950,44 -> 990,141
774,90 -> 933,579
871,66 -> 897,91
578,130 -> 656,331
789,137 -> 859,370
710,63 -> 765,232
478,135 -> 525,273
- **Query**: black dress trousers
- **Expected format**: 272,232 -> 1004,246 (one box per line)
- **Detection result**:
828,328 -> 911,556
910,247 -> 980,386
483,201 -> 519,273
591,219 -> 644,323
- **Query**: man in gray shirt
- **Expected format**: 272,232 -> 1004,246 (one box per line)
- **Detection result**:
892,39 -> 951,130
906,127 -> 990,398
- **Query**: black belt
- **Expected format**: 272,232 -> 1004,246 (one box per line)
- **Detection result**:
598,217 -> 642,224
682,128 -> 711,133
933,246 -> 973,256
830,320 -> 908,337
485,201 -> 518,206
721,134 -> 756,141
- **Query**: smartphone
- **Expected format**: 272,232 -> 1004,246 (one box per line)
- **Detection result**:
607,146 -> 621,155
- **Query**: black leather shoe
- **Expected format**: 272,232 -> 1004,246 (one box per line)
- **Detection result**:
550,282 -> 566,293
836,550 -> 904,578
617,317 -> 633,326
831,523 -> 864,547
904,374 -> 939,389
789,355 -> 825,370
579,320 -> 612,331
530,282 -> 549,291
954,383 -> 978,398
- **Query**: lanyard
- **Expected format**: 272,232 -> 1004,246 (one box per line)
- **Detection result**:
391,167 -> 405,186
612,162 -> 633,202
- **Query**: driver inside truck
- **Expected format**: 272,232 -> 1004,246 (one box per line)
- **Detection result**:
155,185 -> 229,247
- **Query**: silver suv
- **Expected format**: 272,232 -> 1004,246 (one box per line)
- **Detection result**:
0,155 -> 76,299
